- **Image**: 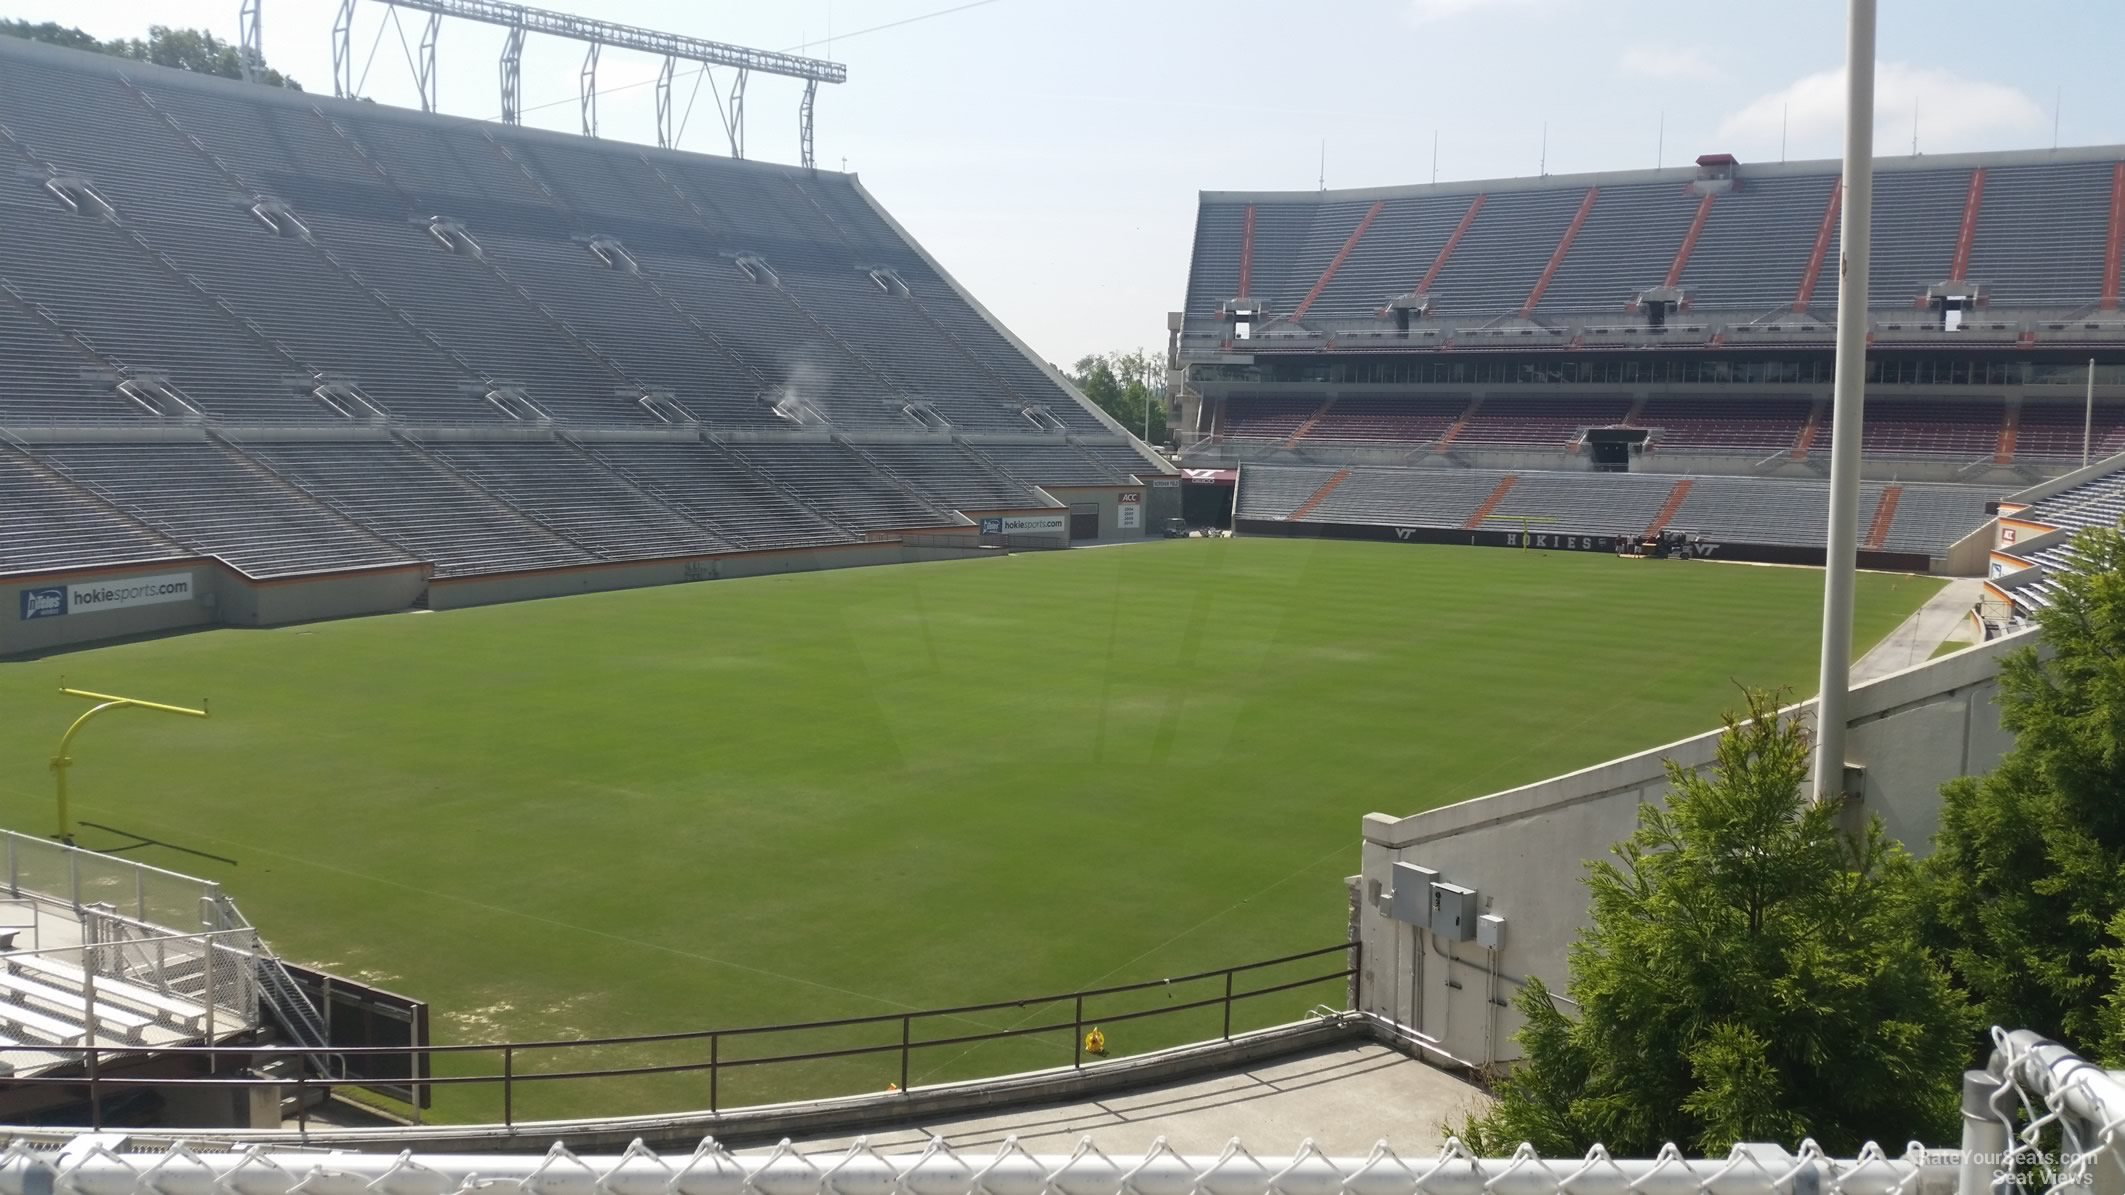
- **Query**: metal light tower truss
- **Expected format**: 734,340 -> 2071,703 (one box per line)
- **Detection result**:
416,9 -> 441,112
325,0 -> 846,165
238,0 -> 262,82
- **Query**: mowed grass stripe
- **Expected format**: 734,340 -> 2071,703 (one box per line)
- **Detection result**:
0,540 -> 1939,1118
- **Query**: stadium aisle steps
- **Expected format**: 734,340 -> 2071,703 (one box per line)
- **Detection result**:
1864,486 -> 1905,551
1462,475 -> 1519,529
1646,479 -> 1694,534
1996,407 -> 2019,465
1287,467 -> 1352,521
1793,402 -> 1825,459
1434,399 -> 1479,450
1284,399 -> 1334,447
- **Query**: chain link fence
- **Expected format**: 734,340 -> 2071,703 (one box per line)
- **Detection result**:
0,1027 -> 2111,1194
1958,1027 -> 2125,1195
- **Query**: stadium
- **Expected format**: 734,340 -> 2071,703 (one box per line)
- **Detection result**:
0,0 -> 2121,1188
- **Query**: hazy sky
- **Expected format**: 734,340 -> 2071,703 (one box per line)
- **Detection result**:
10,1 -> 2124,366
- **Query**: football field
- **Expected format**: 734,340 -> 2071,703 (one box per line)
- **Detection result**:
0,539 -> 1939,1120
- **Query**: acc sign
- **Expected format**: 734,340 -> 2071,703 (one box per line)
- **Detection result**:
21,572 -> 194,620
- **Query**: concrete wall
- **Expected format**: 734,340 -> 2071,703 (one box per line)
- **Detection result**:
218,565 -> 429,627
6,527 -> 1146,654
0,560 -> 216,655
1354,631 -> 2029,1069
1040,485 -> 1164,541
1,559 -> 431,655
430,543 -> 913,610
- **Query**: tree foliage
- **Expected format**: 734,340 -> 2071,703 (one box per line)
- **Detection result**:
1461,690 -> 1969,1156
0,21 -> 301,90
1926,523 -> 2125,1058
1068,350 -> 1167,444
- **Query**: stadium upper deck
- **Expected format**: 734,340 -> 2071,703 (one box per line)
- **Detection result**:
1179,146 -> 2125,356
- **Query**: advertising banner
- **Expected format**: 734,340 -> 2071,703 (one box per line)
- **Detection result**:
20,572 -> 194,620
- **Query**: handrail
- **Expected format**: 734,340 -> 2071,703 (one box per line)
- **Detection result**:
0,940 -> 1357,1130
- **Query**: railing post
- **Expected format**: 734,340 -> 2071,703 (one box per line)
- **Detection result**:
900,1014 -> 911,1093
86,1044 -> 101,1130
203,938 -> 217,1069
1223,970 -> 1233,1040
1073,994 -> 1083,1069
69,850 -> 80,912
6,834 -> 16,898
83,960 -> 99,1065
709,1033 -> 719,1113
503,1044 -> 514,1128
297,1066 -> 308,1137
135,868 -> 145,923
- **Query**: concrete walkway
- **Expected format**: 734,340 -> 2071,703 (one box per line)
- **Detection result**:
1852,576 -> 1986,685
758,1044 -> 1486,1157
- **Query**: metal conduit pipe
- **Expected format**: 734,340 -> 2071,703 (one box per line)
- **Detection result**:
2,1139 -> 1951,1195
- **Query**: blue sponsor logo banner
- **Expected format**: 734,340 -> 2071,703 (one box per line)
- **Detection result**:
979,517 -> 1004,534
21,586 -> 67,619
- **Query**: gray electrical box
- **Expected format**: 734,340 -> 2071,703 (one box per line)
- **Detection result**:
1477,913 -> 1506,949
1430,882 -> 1477,941
1389,862 -> 1439,925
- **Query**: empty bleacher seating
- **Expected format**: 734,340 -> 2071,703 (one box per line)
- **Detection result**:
1305,397 -> 1467,445
1232,464 -> 1341,521
2015,402 -> 2125,462
0,34 -> 1168,585
723,441 -> 953,530
1875,485 -> 1997,554
579,440 -> 853,549
34,440 -> 411,576
1641,398 -> 1812,454
420,440 -> 728,560
978,442 -> 1130,487
1222,397 -> 1319,440
1237,463 -> 1992,558
1816,399 -> 2002,458
1427,189 -> 1585,316
1538,183 -> 1700,313
860,442 -> 1045,511
1452,398 -> 1632,449
0,451 -> 185,574
239,438 -> 595,576
2018,471 -> 2125,533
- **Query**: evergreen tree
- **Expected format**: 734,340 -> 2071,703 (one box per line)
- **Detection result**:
1926,523 -> 2125,1057
1462,690 -> 1969,1155
0,21 -> 301,90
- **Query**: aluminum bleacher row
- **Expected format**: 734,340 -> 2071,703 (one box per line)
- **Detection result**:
1214,393 -> 2125,463
1182,144 -> 2125,346
1235,463 -> 1996,559
1989,468 -> 2125,613
0,35 -> 1168,584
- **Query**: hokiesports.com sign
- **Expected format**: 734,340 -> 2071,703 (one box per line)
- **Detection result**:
979,514 -> 1067,535
20,572 -> 194,620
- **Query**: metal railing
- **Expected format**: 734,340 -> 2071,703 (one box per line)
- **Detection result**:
0,832 -> 331,1078
0,942 -> 1356,1130
2,832 -> 224,935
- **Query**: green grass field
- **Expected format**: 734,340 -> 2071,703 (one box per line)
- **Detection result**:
0,539 -> 1938,1120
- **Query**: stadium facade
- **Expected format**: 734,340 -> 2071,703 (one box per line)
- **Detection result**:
1171,145 -> 2125,577
0,34 -> 1177,654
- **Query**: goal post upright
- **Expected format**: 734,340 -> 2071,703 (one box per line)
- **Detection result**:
51,687 -> 209,844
